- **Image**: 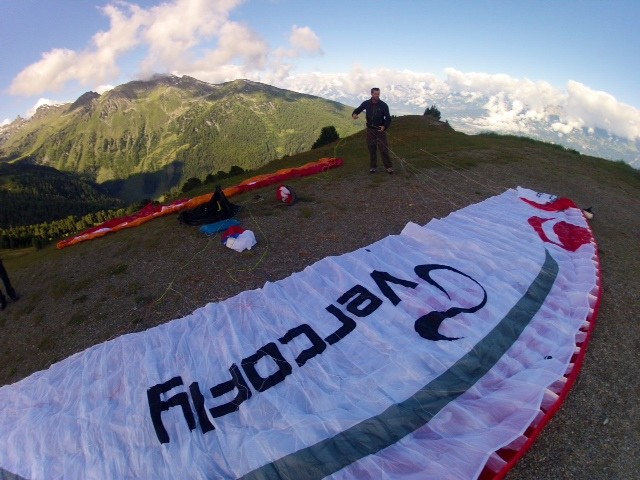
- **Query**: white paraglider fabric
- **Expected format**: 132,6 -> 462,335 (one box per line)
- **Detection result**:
0,187 -> 599,480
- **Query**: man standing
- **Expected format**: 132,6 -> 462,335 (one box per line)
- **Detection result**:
352,88 -> 394,174
0,259 -> 19,310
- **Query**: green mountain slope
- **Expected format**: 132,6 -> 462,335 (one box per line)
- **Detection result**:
0,162 -> 124,229
0,75 -> 360,202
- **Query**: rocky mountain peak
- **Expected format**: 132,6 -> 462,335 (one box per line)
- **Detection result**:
68,91 -> 101,113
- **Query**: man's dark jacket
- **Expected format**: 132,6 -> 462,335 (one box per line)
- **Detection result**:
352,99 -> 392,130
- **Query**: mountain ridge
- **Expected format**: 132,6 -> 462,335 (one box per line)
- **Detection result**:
0,76 -> 361,202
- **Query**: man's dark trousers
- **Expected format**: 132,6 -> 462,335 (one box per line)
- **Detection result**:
366,128 -> 392,169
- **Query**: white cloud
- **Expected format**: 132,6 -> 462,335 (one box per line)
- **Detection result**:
177,20 -> 271,84
1,118 -> 10,126
440,69 -> 640,141
445,68 -> 563,112
289,26 -> 322,55
8,0 -> 329,99
9,49 -> 84,95
551,120 -> 582,135
278,66 -> 445,103
92,3 -> 147,58
26,98 -> 66,118
9,2 -> 148,96
562,81 -> 640,140
186,22 -> 269,72
260,26 -> 323,82
139,0 -> 245,75
95,84 -> 115,94
458,92 -> 534,134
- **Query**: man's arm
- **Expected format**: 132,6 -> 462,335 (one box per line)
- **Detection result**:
383,102 -> 392,130
351,100 -> 368,119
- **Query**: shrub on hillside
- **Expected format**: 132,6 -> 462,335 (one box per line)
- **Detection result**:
424,105 -> 441,120
312,126 -> 340,149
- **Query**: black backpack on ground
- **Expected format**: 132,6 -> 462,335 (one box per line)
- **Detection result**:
178,185 -> 241,226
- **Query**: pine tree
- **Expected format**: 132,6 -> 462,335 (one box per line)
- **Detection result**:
312,126 -> 340,149
423,105 -> 441,120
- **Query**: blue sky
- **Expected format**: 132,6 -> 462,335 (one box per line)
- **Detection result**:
1,0 -> 639,142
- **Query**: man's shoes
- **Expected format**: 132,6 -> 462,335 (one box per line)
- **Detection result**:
8,289 -> 19,301
386,168 -> 394,174
369,168 -> 377,174
0,296 -> 6,311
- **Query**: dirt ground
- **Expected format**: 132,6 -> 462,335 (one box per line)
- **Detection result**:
1,148 -> 639,479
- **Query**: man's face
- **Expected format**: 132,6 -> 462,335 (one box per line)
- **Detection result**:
371,90 -> 380,101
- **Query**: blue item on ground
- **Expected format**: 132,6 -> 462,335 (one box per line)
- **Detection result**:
199,218 -> 241,235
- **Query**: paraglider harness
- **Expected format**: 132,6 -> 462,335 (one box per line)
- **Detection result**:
178,185 -> 241,226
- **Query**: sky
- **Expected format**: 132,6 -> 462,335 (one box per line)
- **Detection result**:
1,0 -> 639,144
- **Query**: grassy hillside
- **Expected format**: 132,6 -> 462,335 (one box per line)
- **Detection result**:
1,115 -> 639,479
0,76 -> 361,201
